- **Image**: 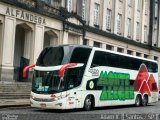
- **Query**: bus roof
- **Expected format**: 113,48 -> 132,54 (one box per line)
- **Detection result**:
46,44 -> 92,49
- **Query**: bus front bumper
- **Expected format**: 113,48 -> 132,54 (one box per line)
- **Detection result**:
30,98 -> 66,109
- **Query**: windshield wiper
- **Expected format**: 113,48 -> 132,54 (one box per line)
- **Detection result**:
58,77 -> 64,90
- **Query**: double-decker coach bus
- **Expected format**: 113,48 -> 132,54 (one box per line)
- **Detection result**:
23,45 -> 159,110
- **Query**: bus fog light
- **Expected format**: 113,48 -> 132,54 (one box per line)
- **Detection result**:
55,103 -> 62,106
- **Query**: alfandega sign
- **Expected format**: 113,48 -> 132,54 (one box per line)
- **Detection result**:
5,7 -> 46,25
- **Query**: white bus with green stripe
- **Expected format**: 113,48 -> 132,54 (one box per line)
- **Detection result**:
23,45 -> 159,110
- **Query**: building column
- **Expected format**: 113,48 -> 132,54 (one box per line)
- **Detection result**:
1,16 -> 16,81
123,0 -> 128,38
141,1 -> 145,43
158,0 -> 160,47
0,18 -> 3,81
113,46 -> 117,52
0,19 -> 3,67
157,58 -> 160,79
132,0 -> 137,40
113,0 -> 118,34
59,31 -> 64,44
24,31 -> 32,59
102,43 -> 106,49
100,0 -> 105,30
124,49 -> 127,54
33,25 -> 44,63
88,39 -> 94,47
79,35 -> 83,45
148,55 -> 154,60
133,51 -> 136,56
63,31 -> 68,44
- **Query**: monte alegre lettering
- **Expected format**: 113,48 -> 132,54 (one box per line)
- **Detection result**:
97,71 -> 134,101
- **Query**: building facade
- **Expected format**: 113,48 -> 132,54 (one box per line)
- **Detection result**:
150,0 -> 160,47
0,0 -> 160,83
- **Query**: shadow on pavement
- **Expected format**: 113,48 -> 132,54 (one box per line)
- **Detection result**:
32,104 -> 154,113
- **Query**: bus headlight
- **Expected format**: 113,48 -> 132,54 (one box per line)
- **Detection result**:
50,93 -> 70,101
55,103 -> 62,106
51,97 -> 60,101
30,94 -> 35,99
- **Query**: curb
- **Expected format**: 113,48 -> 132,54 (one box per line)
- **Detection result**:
0,99 -> 30,108
0,104 -> 30,109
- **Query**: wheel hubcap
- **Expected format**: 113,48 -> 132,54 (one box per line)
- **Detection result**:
142,97 -> 147,105
136,97 -> 140,105
86,99 -> 91,106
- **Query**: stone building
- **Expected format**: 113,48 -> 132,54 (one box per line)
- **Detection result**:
0,0 -> 160,85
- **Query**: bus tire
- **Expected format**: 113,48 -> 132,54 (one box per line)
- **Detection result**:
135,95 -> 141,107
141,95 -> 148,106
84,95 -> 94,111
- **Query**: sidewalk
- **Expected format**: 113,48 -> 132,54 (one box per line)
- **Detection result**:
0,99 -> 30,108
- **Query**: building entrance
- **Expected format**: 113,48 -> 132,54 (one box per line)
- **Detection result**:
0,21 -> 2,81
43,30 -> 58,48
13,23 -> 33,81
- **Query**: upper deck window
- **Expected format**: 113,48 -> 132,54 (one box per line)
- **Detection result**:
36,46 -> 64,66
70,47 -> 92,65
36,46 -> 91,67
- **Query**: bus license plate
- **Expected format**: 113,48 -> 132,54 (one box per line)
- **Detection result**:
40,103 -> 46,108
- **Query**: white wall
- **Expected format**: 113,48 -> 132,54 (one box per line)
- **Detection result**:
33,25 -> 44,63
0,26 -> 2,66
2,16 -> 16,67
0,19 -> 3,66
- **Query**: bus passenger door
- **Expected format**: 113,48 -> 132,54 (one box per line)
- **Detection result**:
65,68 -> 83,109
66,90 -> 77,109
66,89 -> 83,109
74,90 -> 82,108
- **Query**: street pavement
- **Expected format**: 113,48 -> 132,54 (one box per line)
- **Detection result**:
0,101 -> 160,120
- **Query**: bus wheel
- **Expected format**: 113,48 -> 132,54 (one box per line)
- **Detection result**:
142,95 -> 148,106
135,95 -> 141,107
84,95 -> 92,111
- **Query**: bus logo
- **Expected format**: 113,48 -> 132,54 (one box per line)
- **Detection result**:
134,64 -> 158,96
88,68 -> 99,76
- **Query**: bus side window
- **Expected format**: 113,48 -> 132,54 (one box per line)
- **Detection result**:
144,61 -> 158,73
70,48 -> 91,65
65,68 -> 83,90
91,51 -> 106,67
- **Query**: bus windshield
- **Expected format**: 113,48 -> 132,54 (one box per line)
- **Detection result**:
32,67 -> 84,94
32,70 -> 64,94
